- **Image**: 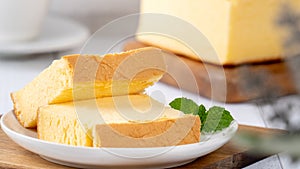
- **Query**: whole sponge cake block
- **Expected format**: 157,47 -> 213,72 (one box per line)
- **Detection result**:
11,47 -> 166,128
37,95 -> 200,147
138,0 -> 300,65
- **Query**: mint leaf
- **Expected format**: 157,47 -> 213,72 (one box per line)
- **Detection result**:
169,98 -> 234,133
202,106 -> 234,133
198,104 -> 207,130
216,110 -> 234,131
169,98 -> 199,115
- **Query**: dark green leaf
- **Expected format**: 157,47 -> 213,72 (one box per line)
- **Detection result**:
198,104 -> 207,131
169,98 -> 234,133
202,106 -> 234,133
169,98 -> 199,115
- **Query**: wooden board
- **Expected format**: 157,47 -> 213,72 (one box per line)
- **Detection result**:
0,120 -> 284,169
124,40 -> 298,103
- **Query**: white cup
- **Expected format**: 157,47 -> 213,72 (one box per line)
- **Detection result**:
0,0 -> 49,43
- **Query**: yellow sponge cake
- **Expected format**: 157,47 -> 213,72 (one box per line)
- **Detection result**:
37,104 -> 93,147
138,0 -> 300,65
37,95 -> 200,147
12,47 -> 166,128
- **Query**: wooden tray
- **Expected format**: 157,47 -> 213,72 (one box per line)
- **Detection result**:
0,121 -> 283,169
124,40 -> 297,103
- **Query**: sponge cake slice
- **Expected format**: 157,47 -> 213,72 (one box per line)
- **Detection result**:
37,95 -> 200,147
12,47 -> 166,128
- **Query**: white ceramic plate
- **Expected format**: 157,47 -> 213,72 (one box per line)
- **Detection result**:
1,111 -> 238,169
0,15 -> 89,55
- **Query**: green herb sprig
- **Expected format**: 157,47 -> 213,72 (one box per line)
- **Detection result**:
169,98 -> 234,133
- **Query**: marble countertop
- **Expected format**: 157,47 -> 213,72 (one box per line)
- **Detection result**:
0,50 -> 299,169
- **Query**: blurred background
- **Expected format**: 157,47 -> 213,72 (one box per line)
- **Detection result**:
0,0 -> 300,169
50,0 -> 139,34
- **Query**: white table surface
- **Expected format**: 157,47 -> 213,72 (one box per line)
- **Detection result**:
0,49 -> 299,169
